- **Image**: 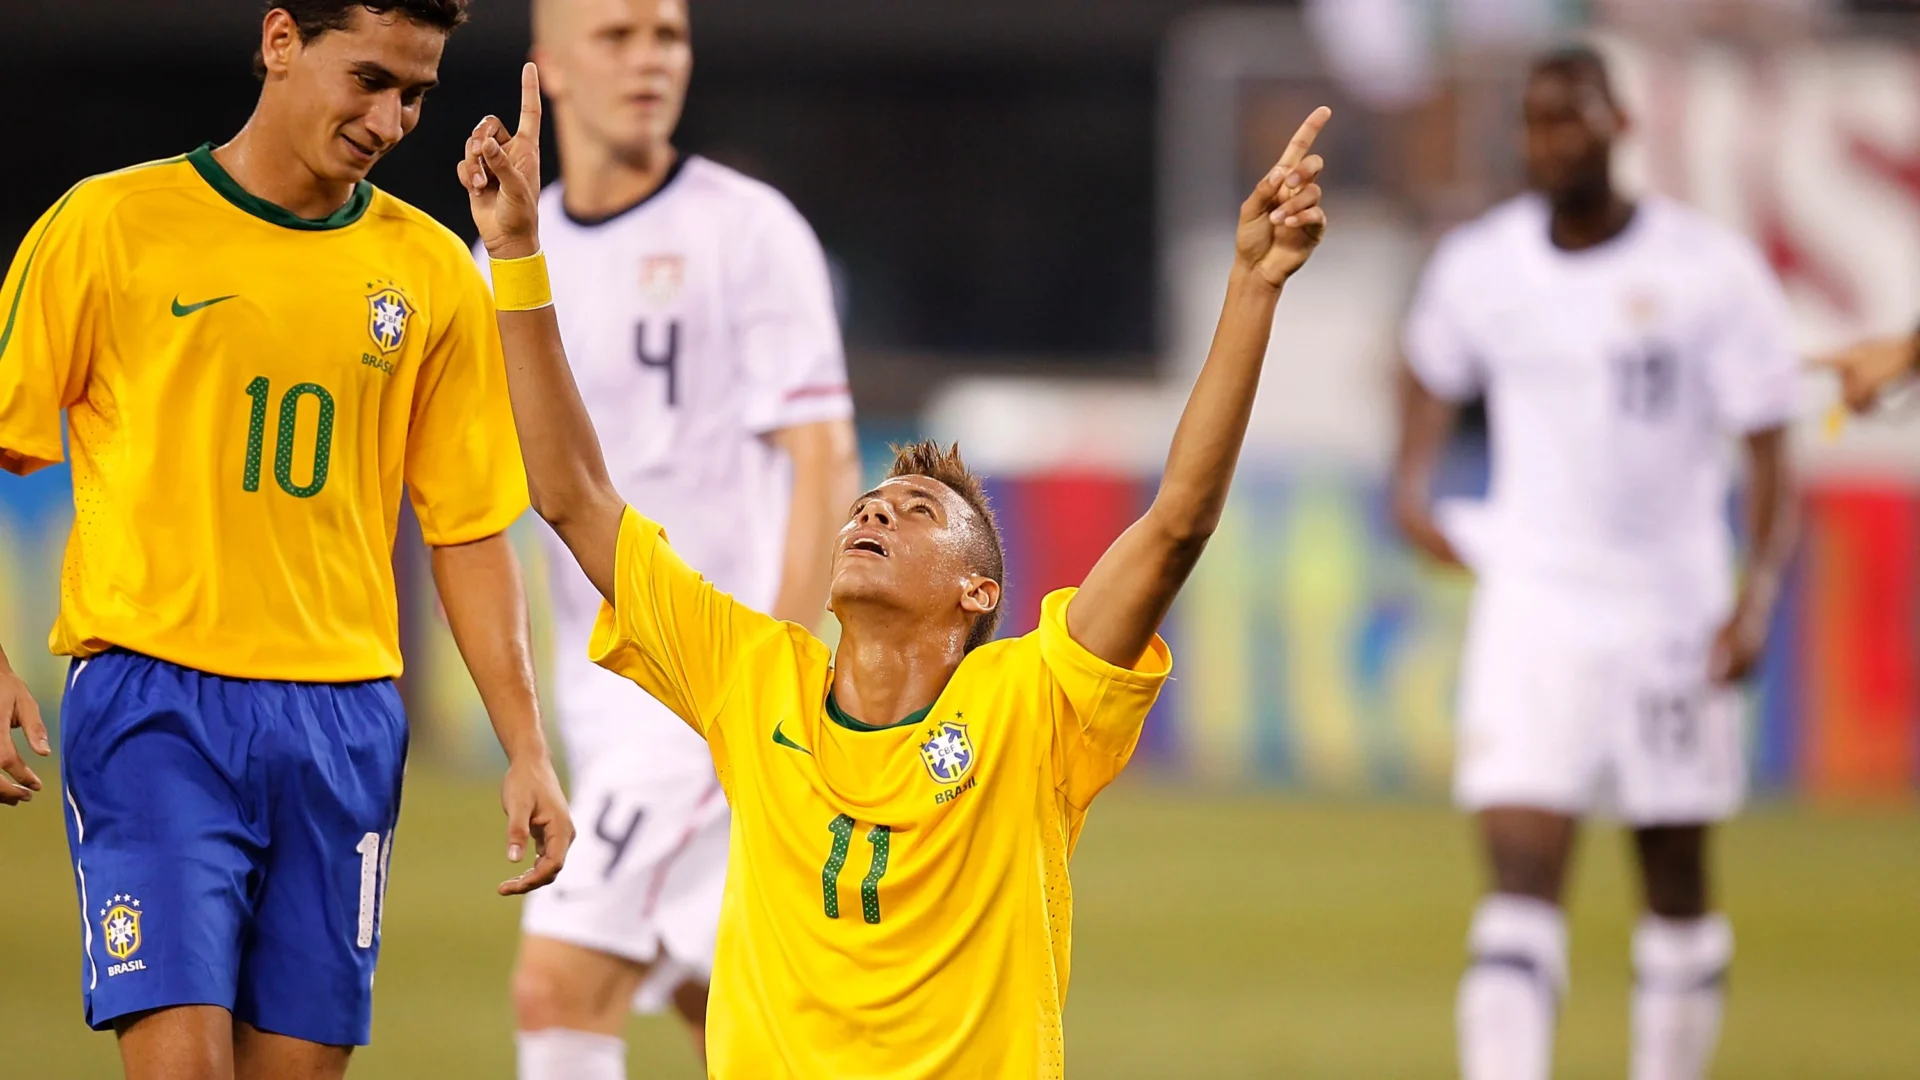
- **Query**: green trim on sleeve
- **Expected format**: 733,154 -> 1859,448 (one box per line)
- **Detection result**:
186,143 -> 373,231
0,184 -> 87,363
823,689 -> 935,733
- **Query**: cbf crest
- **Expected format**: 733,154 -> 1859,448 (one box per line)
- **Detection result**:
366,281 -> 415,355
100,893 -> 143,964
919,718 -> 975,784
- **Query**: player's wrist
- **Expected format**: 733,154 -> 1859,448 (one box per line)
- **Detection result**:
490,248 -> 553,311
485,233 -> 541,262
1228,262 -> 1285,299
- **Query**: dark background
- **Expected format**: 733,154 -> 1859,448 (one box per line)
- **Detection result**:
0,0 -> 1305,390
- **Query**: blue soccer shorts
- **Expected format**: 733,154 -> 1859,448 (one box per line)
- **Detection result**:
58,649 -> 408,1046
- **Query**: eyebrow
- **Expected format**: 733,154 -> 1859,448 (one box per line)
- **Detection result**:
352,60 -> 438,91
852,483 -> 944,507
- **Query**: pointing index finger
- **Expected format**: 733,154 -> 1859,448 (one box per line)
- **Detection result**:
1277,106 -> 1332,173
518,62 -> 543,144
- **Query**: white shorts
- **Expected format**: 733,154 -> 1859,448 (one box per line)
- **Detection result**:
1452,574 -> 1747,824
523,732 -> 729,1014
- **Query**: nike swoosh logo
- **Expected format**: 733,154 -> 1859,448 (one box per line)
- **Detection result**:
772,721 -> 812,756
171,294 -> 238,317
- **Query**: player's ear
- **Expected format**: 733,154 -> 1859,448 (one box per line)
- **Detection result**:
260,8 -> 301,79
960,577 -> 1000,619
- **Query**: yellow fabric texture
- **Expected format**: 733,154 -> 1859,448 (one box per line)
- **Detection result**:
589,506 -> 1173,1079
0,151 -> 528,680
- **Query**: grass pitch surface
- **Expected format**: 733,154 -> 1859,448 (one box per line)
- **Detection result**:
6,768 -> 1916,1077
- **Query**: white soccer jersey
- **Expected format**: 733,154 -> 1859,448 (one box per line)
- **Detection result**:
1404,193 -> 1799,616
482,155 -> 852,775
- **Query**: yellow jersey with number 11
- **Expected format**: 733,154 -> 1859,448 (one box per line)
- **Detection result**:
0,145 -> 527,681
588,506 -> 1174,1079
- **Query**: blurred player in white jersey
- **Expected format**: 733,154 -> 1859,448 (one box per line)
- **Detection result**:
497,2 -> 859,1076
1393,47 -> 1798,1080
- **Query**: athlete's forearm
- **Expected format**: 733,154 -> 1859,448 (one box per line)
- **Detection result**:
495,303 -> 625,601
430,532 -> 550,763
1735,425 -> 1797,619
1144,267 -> 1280,547
1067,268 -> 1282,665
767,419 -> 861,627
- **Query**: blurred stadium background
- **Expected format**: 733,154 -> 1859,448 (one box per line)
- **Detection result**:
4,0 -> 1920,1075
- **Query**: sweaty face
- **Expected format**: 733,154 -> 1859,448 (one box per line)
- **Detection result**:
829,477 -> 992,626
1521,71 -> 1618,205
280,8 -> 445,186
538,0 -> 693,158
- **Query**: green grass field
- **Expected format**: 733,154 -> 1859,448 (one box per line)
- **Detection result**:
5,767 -> 1917,1078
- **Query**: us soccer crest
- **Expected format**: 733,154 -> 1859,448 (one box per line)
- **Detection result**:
100,894 -> 143,961
366,284 -> 414,355
919,719 -> 975,784
639,255 -> 684,306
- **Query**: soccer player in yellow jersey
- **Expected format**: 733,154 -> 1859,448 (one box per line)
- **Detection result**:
0,5 -> 575,1078
464,65 -> 1329,1078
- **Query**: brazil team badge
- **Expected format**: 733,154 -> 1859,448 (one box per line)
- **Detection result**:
366,285 -> 414,355
919,719 -> 975,784
100,894 -> 146,974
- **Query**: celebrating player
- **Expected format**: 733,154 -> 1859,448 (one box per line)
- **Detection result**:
463,63 -> 1327,1078
0,4 -> 574,1077
498,2 -> 860,1077
1393,47 -> 1798,1080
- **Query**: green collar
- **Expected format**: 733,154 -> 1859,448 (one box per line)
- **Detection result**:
824,689 -> 935,733
187,142 -> 373,231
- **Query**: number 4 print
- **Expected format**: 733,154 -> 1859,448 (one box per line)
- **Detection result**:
821,814 -> 891,924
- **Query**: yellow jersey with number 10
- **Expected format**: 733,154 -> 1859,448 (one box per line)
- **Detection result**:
588,507 -> 1174,1079
0,146 -> 527,681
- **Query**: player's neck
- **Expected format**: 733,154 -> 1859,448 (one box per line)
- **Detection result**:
829,613 -> 968,729
214,117 -> 360,222
559,133 -> 679,223
1547,188 -> 1636,253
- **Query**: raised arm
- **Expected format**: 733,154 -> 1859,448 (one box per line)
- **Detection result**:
1067,108 -> 1330,666
461,63 -> 625,602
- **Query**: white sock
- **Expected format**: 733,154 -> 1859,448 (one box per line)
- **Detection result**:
516,1028 -> 626,1080
1630,914 -> 1732,1080
1457,894 -> 1567,1080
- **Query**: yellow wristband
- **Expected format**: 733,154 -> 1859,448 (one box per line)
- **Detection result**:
491,250 -> 553,311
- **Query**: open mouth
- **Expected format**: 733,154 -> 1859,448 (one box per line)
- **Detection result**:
846,536 -> 889,558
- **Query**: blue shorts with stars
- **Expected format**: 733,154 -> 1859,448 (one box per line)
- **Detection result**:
57,650 -> 407,1046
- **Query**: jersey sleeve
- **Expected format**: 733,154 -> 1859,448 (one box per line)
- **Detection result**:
728,197 -> 853,434
405,247 -> 530,545
588,506 -> 788,736
0,182 -> 104,475
1039,588 -> 1174,809
1701,238 -> 1801,434
1402,231 -> 1485,402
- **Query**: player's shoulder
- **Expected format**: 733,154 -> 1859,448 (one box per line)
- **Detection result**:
677,156 -> 821,239
1433,194 -> 1547,267
360,189 -> 489,278
38,152 -> 203,230
1638,195 -> 1770,274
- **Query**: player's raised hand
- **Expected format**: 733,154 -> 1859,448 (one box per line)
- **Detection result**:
1814,333 -> 1918,414
1238,106 -> 1332,288
498,752 -> 574,896
462,61 -> 545,261
0,657 -> 49,807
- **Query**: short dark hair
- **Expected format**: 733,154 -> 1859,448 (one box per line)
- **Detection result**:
886,441 -> 1005,652
254,2 -> 470,79
1530,43 -> 1618,106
